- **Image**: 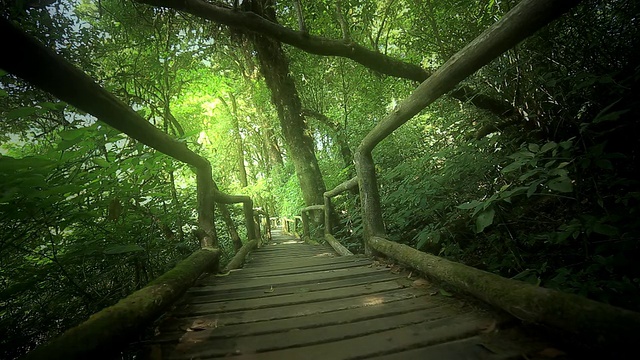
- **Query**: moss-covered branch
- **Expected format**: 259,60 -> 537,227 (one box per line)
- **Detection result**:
325,233 -> 353,256
324,177 -> 358,198
24,249 -> 220,360
369,236 -> 640,350
222,239 -> 258,273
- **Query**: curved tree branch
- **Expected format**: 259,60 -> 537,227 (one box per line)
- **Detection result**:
135,0 -> 429,82
135,0 -> 521,126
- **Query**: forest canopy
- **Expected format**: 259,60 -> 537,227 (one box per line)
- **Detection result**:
1,0 -> 639,358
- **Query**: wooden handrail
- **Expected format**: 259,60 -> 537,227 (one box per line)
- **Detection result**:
369,236 -> 640,350
24,248 -> 220,360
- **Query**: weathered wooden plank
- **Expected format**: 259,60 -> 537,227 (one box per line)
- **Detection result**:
369,328 -> 551,360
196,266 -> 390,289
369,336 -> 511,360
231,256 -> 369,274
223,259 -> 371,277
186,312 -> 492,360
138,231 -> 566,360
184,270 -> 398,301
174,280 -> 409,314
153,296 -> 446,342
158,288 -> 426,332
158,306 -> 479,358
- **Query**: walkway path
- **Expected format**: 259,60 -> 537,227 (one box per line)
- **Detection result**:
142,230 -> 561,359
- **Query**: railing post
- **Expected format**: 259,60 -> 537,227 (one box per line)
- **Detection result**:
294,216 -> 302,238
242,200 -> 256,241
264,210 -> 272,241
354,150 -> 385,255
323,196 -> 332,236
196,166 -> 218,248
253,210 -> 261,245
301,210 -> 310,241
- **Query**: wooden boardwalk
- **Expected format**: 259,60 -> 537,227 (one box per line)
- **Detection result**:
142,230 -> 562,359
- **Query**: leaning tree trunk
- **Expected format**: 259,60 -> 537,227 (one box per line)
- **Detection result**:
246,0 -> 327,211
228,93 -> 249,187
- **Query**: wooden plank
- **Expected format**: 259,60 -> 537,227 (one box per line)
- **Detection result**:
369,336 -> 510,360
183,270 -> 399,302
369,328 -> 552,360
152,296 -> 447,342
158,288 -> 426,332
138,231 -> 566,360
173,280 -> 409,314
222,259 -> 371,277
158,306 -> 478,358
167,312 -> 492,359
231,256 -> 369,274
196,266 -> 391,289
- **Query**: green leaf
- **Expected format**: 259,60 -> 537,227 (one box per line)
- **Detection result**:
439,288 -> 453,297
456,200 -> 482,210
527,181 -> 540,197
104,244 -> 145,255
93,158 -> 110,168
0,89 -> 7,98
56,137 -> 83,151
5,107 -> 38,119
416,230 -> 432,250
540,142 -> 557,153
501,161 -> 523,174
595,159 -> 613,170
59,128 -> 88,141
519,169 -> 541,181
528,143 -> 540,153
547,177 -> 573,193
475,207 -> 495,233
592,223 -> 618,237
0,156 -> 56,172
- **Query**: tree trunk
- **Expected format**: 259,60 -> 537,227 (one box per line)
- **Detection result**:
247,0 -> 326,209
228,93 -> 249,187
302,108 -> 353,170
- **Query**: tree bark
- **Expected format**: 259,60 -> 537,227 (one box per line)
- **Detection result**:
227,93 -> 249,187
222,239 -> 258,272
369,236 -> 640,352
135,0 -> 523,123
325,233 -> 353,256
245,0 -> 327,209
302,108 -> 353,170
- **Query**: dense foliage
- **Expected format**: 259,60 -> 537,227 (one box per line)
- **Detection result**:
1,0 -> 639,358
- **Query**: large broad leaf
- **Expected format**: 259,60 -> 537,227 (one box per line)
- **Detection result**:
475,207 -> 495,233
547,176 -> 573,193
104,244 -> 145,255
5,107 -> 38,119
456,200 -> 482,210
0,156 -> 56,172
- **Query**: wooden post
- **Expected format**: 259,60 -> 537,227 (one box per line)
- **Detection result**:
323,196 -> 332,236
264,209 -> 272,241
253,211 -> 261,243
301,211 -> 310,241
294,216 -> 302,238
196,166 -> 218,248
354,150 -> 384,255
353,0 -> 581,253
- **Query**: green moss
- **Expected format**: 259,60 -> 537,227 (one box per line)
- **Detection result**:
25,249 -> 220,360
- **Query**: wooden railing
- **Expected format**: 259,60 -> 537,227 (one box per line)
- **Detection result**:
9,1 -> 640,357
1,18 -> 272,360
309,0 -> 640,352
